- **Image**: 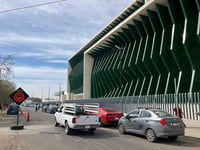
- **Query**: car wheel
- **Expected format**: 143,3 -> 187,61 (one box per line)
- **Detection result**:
100,122 -> 104,127
118,124 -> 126,134
65,122 -> 72,135
168,136 -> 178,141
54,117 -> 59,127
146,129 -> 157,142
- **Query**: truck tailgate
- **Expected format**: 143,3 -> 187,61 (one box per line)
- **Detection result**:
76,115 -> 100,125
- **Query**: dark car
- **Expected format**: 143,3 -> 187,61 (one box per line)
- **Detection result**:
7,105 -> 19,115
42,105 -> 48,112
46,105 -> 58,114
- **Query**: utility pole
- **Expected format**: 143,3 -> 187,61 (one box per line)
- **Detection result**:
48,87 -> 51,100
59,83 -> 61,101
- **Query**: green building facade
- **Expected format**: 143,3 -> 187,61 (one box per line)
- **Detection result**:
68,0 -> 200,100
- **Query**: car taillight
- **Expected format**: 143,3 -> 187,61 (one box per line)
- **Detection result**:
159,119 -> 167,126
72,118 -> 76,123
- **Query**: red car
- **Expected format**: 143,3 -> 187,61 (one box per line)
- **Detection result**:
95,108 -> 123,126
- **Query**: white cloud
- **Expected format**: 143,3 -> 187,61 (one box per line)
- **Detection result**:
13,66 -> 67,79
15,48 -> 75,59
1,0 -> 133,98
12,65 -> 67,98
46,59 -> 67,64
0,32 -> 88,45
15,80 -> 66,99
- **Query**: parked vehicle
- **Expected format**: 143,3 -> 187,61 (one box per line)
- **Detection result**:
46,105 -> 58,114
54,103 -> 101,135
42,105 -> 48,112
118,108 -> 185,142
7,104 -> 19,115
93,108 -> 123,126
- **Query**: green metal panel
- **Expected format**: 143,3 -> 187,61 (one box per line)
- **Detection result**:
69,59 -> 83,94
69,0 -> 200,98
179,0 -> 200,92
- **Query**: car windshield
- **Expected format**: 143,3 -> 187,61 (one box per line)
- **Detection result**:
103,108 -> 118,112
152,110 -> 173,117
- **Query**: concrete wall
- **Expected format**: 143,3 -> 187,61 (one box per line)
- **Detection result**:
83,53 -> 94,99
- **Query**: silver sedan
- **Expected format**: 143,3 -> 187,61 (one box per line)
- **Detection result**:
118,108 -> 185,142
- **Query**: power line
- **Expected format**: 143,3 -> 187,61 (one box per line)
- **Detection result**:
0,0 -> 68,14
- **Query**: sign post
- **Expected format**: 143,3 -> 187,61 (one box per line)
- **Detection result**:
9,87 -> 29,130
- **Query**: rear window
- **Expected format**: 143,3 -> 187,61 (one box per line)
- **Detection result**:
8,105 -> 19,111
49,105 -> 58,108
103,109 -> 118,112
152,110 -> 173,117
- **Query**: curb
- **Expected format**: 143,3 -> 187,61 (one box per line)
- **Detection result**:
180,136 -> 200,142
0,110 -> 6,121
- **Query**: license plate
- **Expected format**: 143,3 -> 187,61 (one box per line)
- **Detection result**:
115,117 -> 119,120
85,125 -> 90,129
171,122 -> 179,126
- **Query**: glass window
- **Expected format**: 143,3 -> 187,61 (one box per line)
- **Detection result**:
140,111 -> 151,118
128,110 -> 140,118
152,110 -> 173,117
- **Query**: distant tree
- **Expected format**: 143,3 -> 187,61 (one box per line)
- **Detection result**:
0,80 -> 16,105
0,55 -> 14,79
0,55 -> 15,105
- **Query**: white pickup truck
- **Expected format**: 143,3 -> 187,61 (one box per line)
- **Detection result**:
54,103 -> 101,135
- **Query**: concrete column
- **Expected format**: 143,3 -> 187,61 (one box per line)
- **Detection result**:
145,0 -> 152,4
67,62 -> 72,100
83,52 -> 94,99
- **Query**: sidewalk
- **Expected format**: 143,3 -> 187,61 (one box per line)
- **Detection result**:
0,110 -> 5,121
182,119 -> 200,141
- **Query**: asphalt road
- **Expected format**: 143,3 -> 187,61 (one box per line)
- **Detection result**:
0,107 -> 200,150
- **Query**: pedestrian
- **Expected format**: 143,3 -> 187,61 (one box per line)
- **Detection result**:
35,105 -> 38,112
173,105 -> 183,118
37,104 -> 40,111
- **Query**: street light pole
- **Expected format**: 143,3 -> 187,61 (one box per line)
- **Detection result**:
114,45 -> 124,113
114,45 -> 123,97
59,83 -> 61,101
48,87 -> 51,100
174,78 -> 178,104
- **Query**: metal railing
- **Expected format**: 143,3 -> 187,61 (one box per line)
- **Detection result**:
64,92 -> 200,120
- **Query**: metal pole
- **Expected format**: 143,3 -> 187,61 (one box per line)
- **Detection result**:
174,78 -> 178,104
17,104 -> 19,125
48,87 -> 51,100
115,45 -> 123,112
59,83 -> 61,101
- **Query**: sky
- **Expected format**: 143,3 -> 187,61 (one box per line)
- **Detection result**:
0,0 -> 133,99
